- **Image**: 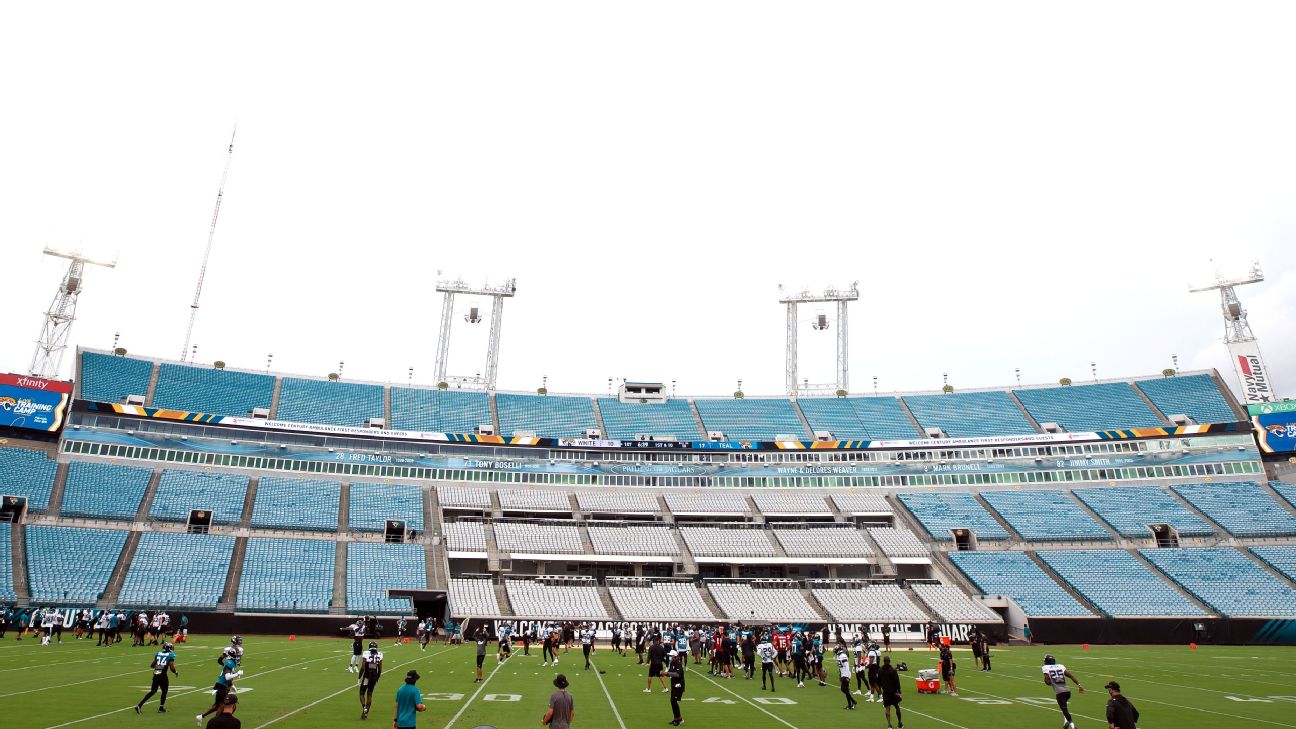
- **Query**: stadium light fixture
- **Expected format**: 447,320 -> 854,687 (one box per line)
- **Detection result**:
780,282 -> 859,395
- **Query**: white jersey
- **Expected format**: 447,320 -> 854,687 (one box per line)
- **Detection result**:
362,650 -> 384,674
1042,664 -> 1070,694
581,629 -> 595,646
837,653 -> 852,678
867,648 -> 880,667
757,642 -> 776,663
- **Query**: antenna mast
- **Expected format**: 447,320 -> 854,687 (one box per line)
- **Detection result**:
180,125 -> 237,362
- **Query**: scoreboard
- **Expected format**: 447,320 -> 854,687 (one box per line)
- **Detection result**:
0,373 -> 72,433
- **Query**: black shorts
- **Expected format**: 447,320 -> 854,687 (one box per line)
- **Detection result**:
1056,690 -> 1072,705
359,674 -> 379,693
941,663 -> 954,681
867,667 -> 880,683
883,691 -> 902,707
476,655 -> 485,667
649,663 -> 663,677
213,684 -> 230,705
777,649 -> 787,662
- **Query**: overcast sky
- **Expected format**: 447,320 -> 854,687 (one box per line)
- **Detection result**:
2,2 -> 1293,399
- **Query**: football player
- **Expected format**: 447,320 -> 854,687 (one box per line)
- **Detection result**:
836,645 -> 857,709
358,641 -> 383,719
1042,653 -> 1085,729
198,648 -> 243,725
135,641 -> 177,713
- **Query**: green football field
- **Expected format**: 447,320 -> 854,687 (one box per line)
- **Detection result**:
3,633 -> 1294,728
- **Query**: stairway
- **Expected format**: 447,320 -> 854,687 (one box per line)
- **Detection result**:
789,398 -> 815,438
687,399 -> 708,440
11,523 -> 30,605
488,392 -> 502,437
331,541 -> 348,615
745,496 -> 764,524
338,482 -> 351,533
136,471 -> 163,522
427,540 -> 446,591
578,523 -> 596,556
766,529 -> 788,558
98,531 -> 142,608
239,478 -> 259,529
1130,382 -> 1173,425
1006,390 -> 1044,433
597,584 -> 622,620
697,582 -> 726,620
268,376 -> 283,419
43,462 -> 70,515
670,528 -> 698,576
858,528 -> 895,575
799,587 -> 832,621
971,492 -> 1024,542
1025,551 -> 1108,617
219,536 -> 249,609
493,582 -> 514,617
144,362 -> 161,405
383,386 -> 393,428
895,397 -> 926,438
656,495 -> 676,525
485,522 -> 502,572
590,398 -> 609,439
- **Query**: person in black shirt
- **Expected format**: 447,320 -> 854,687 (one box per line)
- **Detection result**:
206,693 -> 240,729
1104,681 -> 1139,729
939,644 -> 958,696
665,649 -> 686,726
878,656 -> 903,729
979,635 -> 991,671
645,635 -> 668,693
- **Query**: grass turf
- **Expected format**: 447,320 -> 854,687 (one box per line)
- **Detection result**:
1,634 -> 1293,728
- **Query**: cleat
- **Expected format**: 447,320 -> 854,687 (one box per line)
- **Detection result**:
196,715 -> 203,726
135,705 -> 142,715
643,688 -> 651,693
158,707 -> 167,713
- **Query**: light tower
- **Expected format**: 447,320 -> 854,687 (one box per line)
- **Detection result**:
29,246 -> 117,379
1189,261 -> 1275,404
779,283 -> 859,396
432,277 -> 517,390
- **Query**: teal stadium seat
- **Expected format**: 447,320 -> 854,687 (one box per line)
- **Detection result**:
797,396 -> 919,440
0,524 -> 13,600
903,391 -> 1035,438
152,363 -> 275,416
60,461 -> 151,520
1036,549 -> 1205,616
149,470 -> 249,525
1140,547 -> 1296,617
348,482 -> 424,532
78,351 -> 152,403
949,551 -> 1092,616
1170,481 -> 1296,537
1013,382 -> 1162,432
980,490 -> 1111,541
693,398 -> 807,441
27,526 -> 126,604
237,538 -> 334,612
346,542 -> 423,613
0,447 -> 58,512
390,388 -> 491,433
276,377 -> 384,427
596,398 -> 701,441
119,532 -> 235,608
1072,485 -> 1215,537
250,477 -> 341,531
1135,374 -> 1236,424
1250,546 -> 1296,584
495,394 -> 598,438
897,492 -> 1011,541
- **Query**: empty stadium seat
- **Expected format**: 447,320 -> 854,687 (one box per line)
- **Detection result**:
1036,549 -> 1206,617
1170,482 -> 1296,537
237,538 -> 334,612
949,551 -> 1092,616
346,542 -> 423,613
505,579 -> 607,619
120,532 -> 235,608
812,584 -> 927,622
495,394 -> 598,438
751,491 -> 832,516
608,581 -> 715,621
903,391 -> 1036,438
1134,374 -> 1236,425
680,526 -> 776,558
596,398 -> 701,441
897,492 -> 1011,541
1013,382 -> 1163,432
1272,482 -> 1296,510
152,363 -> 274,416
772,527 -> 874,558
442,522 -> 488,552
797,396 -> 919,440
437,485 -> 492,511
867,527 -> 930,558
250,477 -> 341,531
664,491 -> 749,516
79,351 -> 152,404
979,490 -> 1111,541
706,582 -> 821,621
587,525 -> 679,556
910,584 -> 1002,622
1140,547 -> 1296,617
1250,546 -> 1296,584
693,398 -> 807,441
831,492 -> 893,516
1072,486 -> 1215,538
449,577 -> 501,616
391,388 -> 492,433
276,377 -> 384,427
575,490 -> 661,516
0,523 -> 12,600
149,470 -> 249,525
0,447 -> 58,513
498,489 -> 571,513
27,526 -> 126,604
494,523 -> 583,555
349,482 -> 424,533
60,461 -> 151,520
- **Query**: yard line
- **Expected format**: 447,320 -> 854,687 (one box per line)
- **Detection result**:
252,648 -> 452,729
588,659 -> 627,729
895,707 -> 974,729
693,669 -> 799,729
40,650 -> 349,729
955,687 -> 1105,723
442,653 -> 509,729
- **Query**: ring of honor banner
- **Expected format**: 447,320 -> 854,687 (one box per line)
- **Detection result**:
0,374 -> 71,432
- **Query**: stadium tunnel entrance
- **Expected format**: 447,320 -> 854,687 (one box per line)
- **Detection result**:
388,588 -> 448,627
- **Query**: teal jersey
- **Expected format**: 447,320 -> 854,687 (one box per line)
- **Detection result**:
395,683 -> 422,725
153,649 -> 176,673
215,658 -> 238,687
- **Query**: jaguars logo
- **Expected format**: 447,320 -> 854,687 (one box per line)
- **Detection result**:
0,397 -> 16,412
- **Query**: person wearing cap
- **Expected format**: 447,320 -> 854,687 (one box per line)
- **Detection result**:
664,648 -> 687,726
1104,681 -> 1139,729
205,694 -> 239,729
541,673 -> 574,728
394,670 -> 426,729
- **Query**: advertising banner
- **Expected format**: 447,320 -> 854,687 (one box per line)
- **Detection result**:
0,373 -> 71,432
1253,412 -> 1296,454
1227,340 -> 1277,405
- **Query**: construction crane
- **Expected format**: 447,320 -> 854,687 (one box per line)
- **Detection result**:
30,246 -> 117,379
180,125 -> 237,362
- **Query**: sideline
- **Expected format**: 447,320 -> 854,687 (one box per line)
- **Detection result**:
588,659 -> 628,729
